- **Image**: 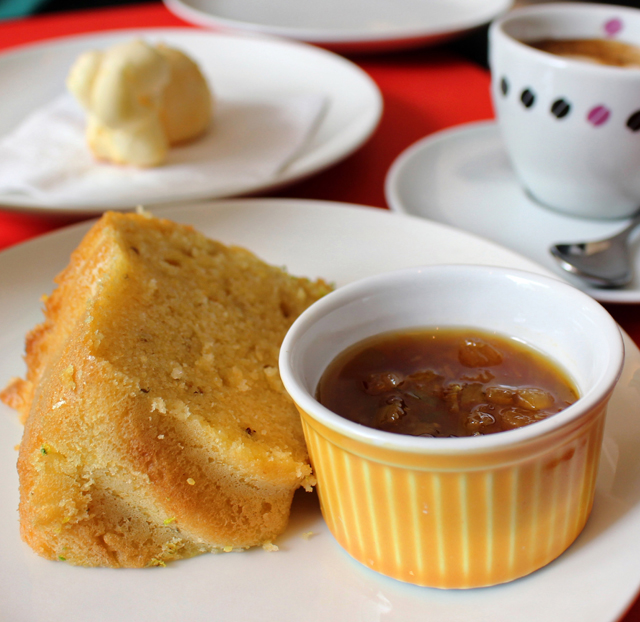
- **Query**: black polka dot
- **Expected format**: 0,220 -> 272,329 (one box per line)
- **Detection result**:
500,77 -> 509,96
627,110 -> 640,132
520,89 -> 535,108
551,99 -> 571,119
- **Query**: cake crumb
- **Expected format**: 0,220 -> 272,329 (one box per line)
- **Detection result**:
228,366 -> 250,391
148,557 -> 166,567
61,365 -> 76,391
145,279 -> 158,297
151,397 -> 167,414
262,542 -> 279,552
171,400 -> 191,420
187,478 -> 195,486
301,531 -> 314,540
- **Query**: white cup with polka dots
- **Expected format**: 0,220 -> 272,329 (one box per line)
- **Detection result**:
489,2 -> 640,219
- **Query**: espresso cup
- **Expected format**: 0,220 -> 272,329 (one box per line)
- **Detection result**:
489,2 -> 640,219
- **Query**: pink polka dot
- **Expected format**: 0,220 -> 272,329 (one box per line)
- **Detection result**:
604,18 -> 623,37
588,105 -> 611,126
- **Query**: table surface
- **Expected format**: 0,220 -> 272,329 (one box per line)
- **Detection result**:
0,2 -> 639,620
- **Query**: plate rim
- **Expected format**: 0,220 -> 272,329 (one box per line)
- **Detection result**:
163,0 -> 514,50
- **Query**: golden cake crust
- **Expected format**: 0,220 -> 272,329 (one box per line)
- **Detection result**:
2,211 -> 330,567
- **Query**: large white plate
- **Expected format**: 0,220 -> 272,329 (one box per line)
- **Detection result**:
1,199 -> 640,622
0,29 -> 381,214
164,0 -> 513,53
385,120 -> 640,304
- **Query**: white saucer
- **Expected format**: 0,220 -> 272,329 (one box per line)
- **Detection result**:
2,199 -> 640,622
385,120 -> 640,304
164,0 -> 513,53
0,29 -> 381,214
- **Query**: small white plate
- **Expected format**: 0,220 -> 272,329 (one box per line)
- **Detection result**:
164,0 -> 513,53
0,29 -> 381,214
1,198 -> 640,622
385,120 -> 640,304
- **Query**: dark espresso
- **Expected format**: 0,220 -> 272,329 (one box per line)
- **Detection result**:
528,38 -> 640,68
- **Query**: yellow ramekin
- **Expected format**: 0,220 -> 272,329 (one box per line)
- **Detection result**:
279,265 -> 624,589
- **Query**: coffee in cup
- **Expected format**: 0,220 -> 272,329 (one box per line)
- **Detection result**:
528,38 -> 640,68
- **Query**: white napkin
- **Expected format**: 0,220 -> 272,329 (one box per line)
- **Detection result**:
0,93 -> 327,207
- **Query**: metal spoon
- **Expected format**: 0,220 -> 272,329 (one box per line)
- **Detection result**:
550,212 -> 640,288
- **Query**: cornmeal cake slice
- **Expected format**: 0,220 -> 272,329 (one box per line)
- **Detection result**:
1,211 -> 330,568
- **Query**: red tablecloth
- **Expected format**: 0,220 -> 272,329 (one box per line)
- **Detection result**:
0,3 -> 638,619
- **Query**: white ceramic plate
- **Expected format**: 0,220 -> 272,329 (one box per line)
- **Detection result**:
1,198 -> 639,622
385,120 -> 640,304
164,0 -> 513,53
0,29 -> 381,214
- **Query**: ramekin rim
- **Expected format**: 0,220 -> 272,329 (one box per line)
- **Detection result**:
279,264 -> 625,455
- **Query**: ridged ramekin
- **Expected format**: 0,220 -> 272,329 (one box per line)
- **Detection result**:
279,265 -> 624,589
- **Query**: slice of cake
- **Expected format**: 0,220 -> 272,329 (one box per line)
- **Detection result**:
1,211 -> 330,568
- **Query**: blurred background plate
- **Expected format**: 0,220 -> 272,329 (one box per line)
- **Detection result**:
0,28 -> 382,213
164,0 -> 513,53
